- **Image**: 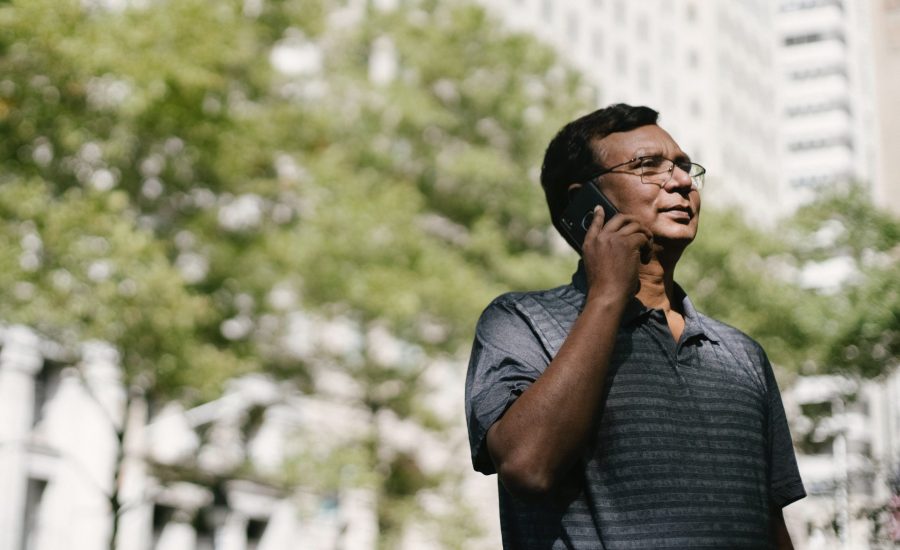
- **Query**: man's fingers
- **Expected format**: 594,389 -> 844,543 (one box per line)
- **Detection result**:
606,216 -> 652,241
625,231 -> 651,249
584,205 -> 606,239
584,212 -> 652,251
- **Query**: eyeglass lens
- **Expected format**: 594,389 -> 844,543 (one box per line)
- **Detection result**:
638,158 -> 704,189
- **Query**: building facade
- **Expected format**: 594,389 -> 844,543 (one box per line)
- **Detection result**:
481,0 -> 896,220
775,0 -> 878,212
0,325 -> 378,550
482,0 -> 783,219
0,322 -> 498,550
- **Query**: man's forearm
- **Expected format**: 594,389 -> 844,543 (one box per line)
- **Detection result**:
486,293 -> 627,498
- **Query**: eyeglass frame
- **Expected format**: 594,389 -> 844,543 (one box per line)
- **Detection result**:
585,155 -> 707,190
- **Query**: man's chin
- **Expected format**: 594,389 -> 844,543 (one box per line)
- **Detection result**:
652,230 -> 697,249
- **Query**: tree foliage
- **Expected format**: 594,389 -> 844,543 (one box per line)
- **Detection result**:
788,185 -> 900,377
1,0 -> 589,544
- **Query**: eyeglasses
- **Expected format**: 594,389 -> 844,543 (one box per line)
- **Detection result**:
590,155 -> 707,190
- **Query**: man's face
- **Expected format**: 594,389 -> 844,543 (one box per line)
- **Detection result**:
590,124 -> 701,247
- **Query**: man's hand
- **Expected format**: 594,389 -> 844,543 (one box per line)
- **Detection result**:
581,206 -> 652,301
485,206 -> 650,499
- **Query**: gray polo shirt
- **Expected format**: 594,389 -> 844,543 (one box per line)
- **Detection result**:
465,263 -> 805,549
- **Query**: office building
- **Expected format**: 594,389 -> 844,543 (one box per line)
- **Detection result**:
776,0 -> 878,211
482,0 -> 783,219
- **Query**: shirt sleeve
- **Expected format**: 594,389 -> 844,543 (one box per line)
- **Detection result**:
464,298 -> 549,475
762,350 -> 807,508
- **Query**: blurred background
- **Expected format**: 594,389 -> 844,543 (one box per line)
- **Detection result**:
0,0 -> 898,548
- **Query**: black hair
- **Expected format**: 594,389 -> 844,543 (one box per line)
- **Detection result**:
540,103 -> 659,251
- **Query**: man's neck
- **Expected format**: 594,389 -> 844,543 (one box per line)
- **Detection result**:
636,267 -> 677,311
636,259 -> 688,342
635,247 -> 684,313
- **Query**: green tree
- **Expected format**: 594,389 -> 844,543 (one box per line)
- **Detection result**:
1,0 -> 590,545
787,185 -> 900,377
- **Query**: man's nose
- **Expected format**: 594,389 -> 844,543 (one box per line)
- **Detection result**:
666,165 -> 694,192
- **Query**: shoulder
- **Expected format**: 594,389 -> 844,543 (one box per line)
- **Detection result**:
476,284 -> 581,332
475,284 -> 582,353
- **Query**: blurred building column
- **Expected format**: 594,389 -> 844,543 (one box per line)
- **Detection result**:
116,388 -> 152,550
0,326 -> 43,550
156,509 -> 198,550
155,483 -> 212,550
216,510 -> 248,550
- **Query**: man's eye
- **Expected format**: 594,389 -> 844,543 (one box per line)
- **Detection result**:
638,157 -> 665,169
676,161 -> 693,173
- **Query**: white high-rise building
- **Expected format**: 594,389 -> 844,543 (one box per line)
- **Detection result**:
869,0 -> 900,216
482,0 -> 891,219
776,0 -> 877,211
482,0 -> 782,219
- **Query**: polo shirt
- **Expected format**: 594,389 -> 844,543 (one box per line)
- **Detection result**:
465,263 -> 806,549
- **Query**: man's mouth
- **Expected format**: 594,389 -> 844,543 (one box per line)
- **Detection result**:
660,206 -> 693,220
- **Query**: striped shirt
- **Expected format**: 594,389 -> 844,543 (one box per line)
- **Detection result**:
465,263 -> 806,549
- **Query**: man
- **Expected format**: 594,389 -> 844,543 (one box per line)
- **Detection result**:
465,104 -> 805,549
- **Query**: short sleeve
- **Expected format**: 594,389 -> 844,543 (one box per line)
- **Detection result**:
762,351 -> 807,508
464,298 -> 550,475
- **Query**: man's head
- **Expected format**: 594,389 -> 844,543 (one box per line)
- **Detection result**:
540,104 -> 702,252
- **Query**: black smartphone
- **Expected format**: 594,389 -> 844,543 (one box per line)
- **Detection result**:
560,181 -> 619,251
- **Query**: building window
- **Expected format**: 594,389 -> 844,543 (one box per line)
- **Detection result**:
638,63 -> 651,91
787,136 -> 853,151
688,49 -> 700,68
592,30 -> 604,58
790,173 -> 839,189
664,85 -> 677,109
635,15 -> 649,42
32,361 -> 60,428
615,46 -> 628,76
247,518 -> 269,550
690,98 -> 702,117
22,478 -> 47,550
614,0 -> 625,24
780,0 -> 844,12
195,508 -> 216,550
541,0 -> 553,22
785,100 -> 851,116
152,505 -> 176,548
567,12 -> 580,44
784,30 -> 845,46
788,65 -> 847,80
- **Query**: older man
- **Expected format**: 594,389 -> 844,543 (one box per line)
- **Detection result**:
465,104 -> 805,549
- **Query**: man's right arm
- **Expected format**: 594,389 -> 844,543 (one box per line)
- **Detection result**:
485,209 -> 650,499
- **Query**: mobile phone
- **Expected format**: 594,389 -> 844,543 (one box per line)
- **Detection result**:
560,181 -> 619,251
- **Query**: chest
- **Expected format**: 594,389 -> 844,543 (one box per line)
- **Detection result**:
595,328 -> 769,457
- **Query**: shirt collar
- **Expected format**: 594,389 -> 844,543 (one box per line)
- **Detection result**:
571,261 -> 718,341
675,285 -> 718,342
